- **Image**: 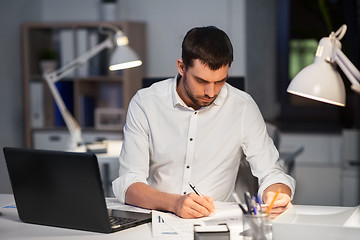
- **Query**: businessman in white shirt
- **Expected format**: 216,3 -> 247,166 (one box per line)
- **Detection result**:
113,26 -> 295,219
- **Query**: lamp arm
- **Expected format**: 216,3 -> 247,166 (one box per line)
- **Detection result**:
47,36 -> 114,83
44,74 -> 83,149
43,35 -> 114,150
335,48 -> 360,93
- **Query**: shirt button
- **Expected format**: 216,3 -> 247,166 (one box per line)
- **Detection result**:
183,192 -> 187,195
186,165 -> 190,169
189,138 -> 193,141
194,112 -> 197,114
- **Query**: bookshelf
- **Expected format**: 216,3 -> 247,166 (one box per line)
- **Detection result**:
22,21 -> 145,148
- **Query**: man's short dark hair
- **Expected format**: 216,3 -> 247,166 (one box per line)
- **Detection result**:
181,26 -> 233,70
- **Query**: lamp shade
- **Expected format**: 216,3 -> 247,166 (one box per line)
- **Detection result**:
109,32 -> 142,71
287,61 -> 346,106
287,37 -> 346,107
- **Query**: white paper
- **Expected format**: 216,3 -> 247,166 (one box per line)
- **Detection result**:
105,198 -> 151,214
151,201 -> 243,239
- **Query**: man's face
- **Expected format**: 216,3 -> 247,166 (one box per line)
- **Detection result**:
177,59 -> 229,110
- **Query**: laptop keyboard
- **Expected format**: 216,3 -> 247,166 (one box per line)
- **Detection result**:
109,216 -> 138,229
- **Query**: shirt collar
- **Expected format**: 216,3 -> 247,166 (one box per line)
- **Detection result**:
171,73 -> 228,110
172,74 -> 185,108
213,82 -> 227,106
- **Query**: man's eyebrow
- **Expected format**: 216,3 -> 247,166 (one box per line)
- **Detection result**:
194,75 -> 228,83
218,76 -> 228,82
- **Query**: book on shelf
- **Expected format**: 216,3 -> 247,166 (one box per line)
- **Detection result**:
76,29 -> 89,77
99,84 -> 123,108
80,95 -> 95,128
88,29 -> 101,76
54,82 -> 74,127
59,29 -> 75,78
29,82 -> 45,128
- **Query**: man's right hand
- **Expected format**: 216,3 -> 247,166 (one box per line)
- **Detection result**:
125,182 -> 215,219
173,193 -> 215,218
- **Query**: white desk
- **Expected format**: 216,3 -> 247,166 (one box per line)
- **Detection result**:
0,194 -> 153,240
2,193 -> 359,240
1,194 -> 245,240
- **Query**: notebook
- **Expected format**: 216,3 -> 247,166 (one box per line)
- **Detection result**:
3,147 -> 151,233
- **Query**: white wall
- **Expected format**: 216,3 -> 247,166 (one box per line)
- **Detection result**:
117,0 -> 246,78
0,0 -> 43,193
246,0 -> 279,120
279,133 -> 343,206
41,0 -> 246,78
41,0 -> 100,21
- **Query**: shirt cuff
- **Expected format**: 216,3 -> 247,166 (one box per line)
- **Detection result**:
257,173 -> 296,201
112,176 -> 147,203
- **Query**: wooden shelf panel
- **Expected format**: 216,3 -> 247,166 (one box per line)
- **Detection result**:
23,21 -> 145,148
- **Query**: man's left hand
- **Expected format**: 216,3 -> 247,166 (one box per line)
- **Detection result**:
262,183 -> 292,219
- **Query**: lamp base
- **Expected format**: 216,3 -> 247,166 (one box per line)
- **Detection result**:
85,141 -> 108,154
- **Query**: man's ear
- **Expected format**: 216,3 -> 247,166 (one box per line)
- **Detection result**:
176,59 -> 185,76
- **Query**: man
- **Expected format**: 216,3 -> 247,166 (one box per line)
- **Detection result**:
113,26 -> 295,219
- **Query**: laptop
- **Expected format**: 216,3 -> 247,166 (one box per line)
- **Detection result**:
3,147 -> 151,233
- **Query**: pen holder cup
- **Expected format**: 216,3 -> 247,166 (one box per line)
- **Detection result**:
241,214 -> 272,240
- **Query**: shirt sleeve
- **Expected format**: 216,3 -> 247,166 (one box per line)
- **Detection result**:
112,92 -> 150,203
240,98 -> 296,199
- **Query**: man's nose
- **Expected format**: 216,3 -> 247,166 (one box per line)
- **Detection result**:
204,83 -> 215,98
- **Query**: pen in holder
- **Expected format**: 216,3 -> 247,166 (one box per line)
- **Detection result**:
241,213 -> 272,240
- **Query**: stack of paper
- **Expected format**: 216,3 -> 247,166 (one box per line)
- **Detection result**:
151,201 -> 243,239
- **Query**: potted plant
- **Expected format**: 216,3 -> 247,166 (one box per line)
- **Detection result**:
39,48 -> 57,74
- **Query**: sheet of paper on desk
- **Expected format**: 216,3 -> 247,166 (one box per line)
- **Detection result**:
152,210 -> 195,238
152,201 -> 243,239
106,198 -> 151,214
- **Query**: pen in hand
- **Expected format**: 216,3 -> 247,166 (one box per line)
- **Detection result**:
188,181 -> 204,198
265,190 -> 280,214
257,194 -> 263,214
188,181 -> 215,215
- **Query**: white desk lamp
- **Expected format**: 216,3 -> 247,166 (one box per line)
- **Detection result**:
287,24 -> 360,106
43,24 -> 142,150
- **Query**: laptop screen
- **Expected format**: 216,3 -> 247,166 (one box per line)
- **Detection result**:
3,147 -> 151,233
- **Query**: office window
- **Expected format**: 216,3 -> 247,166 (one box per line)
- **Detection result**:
289,39 -> 317,80
277,0 -> 360,132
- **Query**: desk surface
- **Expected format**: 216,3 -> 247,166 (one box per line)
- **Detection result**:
0,194 -> 247,240
2,194 -> 359,240
0,194 -> 154,240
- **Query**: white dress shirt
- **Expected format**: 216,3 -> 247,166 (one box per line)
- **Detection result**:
112,75 -> 295,203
